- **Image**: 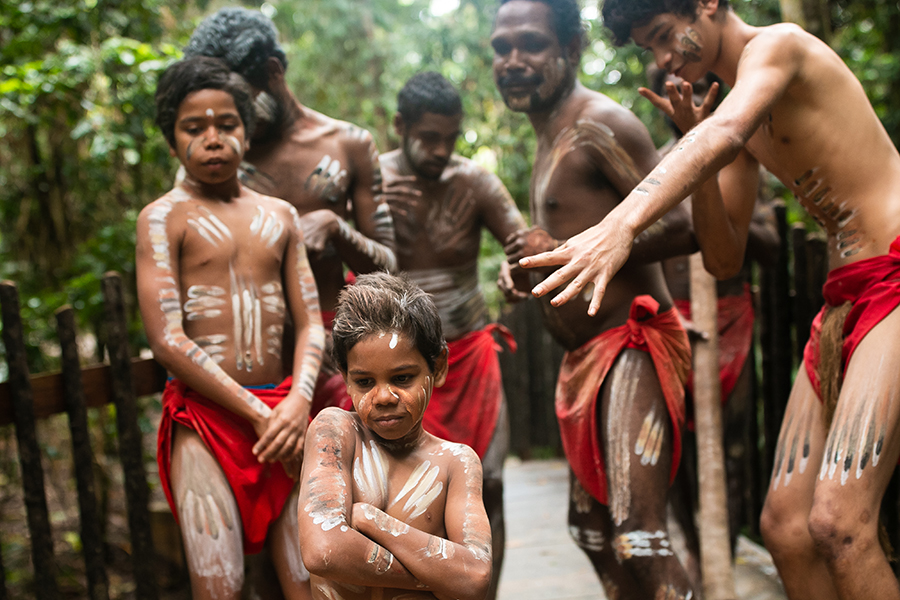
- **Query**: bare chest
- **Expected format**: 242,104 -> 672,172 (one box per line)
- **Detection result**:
351,441 -> 449,536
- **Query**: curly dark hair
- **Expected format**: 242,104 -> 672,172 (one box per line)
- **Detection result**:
397,72 -> 462,126
499,0 -> 587,51
601,0 -> 730,46
331,272 -> 447,374
183,7 -> 287,89
155,56 -> 256,148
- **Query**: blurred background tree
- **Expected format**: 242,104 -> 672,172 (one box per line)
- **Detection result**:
1,0 -> 898,375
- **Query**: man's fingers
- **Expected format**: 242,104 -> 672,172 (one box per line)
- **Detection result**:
638,87 -> 672,114
519,245 -> 571,270
700,82 -> 720,112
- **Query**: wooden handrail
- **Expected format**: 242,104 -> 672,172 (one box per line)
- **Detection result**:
0,357 -> 167,426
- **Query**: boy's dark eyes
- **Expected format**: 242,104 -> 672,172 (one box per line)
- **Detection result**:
393,374 -> 412,384
353,377 -> 373,388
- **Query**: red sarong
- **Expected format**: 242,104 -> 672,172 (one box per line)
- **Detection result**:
422,324 -> 516,459
556,296 -> 691,505
674,285 -> 754,403
310,310 -> 353,415
804,237 -> 900,399
157,378 -> 296,554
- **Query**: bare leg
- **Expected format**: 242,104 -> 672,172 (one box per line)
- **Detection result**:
567,472 -> 640,599
806,306 -> 900,599
760,368 -> 837,600
170,424 -> 244,600
601,349 -> 693,599
269,484 -> 313,600
481,396 -> 510,600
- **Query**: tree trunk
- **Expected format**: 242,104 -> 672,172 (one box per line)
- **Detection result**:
689,254 -> 737,599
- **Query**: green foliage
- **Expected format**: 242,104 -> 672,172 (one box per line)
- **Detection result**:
1,0 -> 899,375
0,0 -> 190,370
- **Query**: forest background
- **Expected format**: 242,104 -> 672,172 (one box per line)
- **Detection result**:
1,0 -> 898,376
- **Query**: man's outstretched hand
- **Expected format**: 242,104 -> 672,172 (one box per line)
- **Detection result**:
519,218 -> 634,316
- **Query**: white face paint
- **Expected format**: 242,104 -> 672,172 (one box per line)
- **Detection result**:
206,108 -> 214,118
389,331 -> 399,349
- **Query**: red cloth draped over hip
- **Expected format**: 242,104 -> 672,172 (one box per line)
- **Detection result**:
310,310 -> 353,416
157,378 -> 296,554
804,237 -> 900,399
674,285 -> 754,404
422,324 -> 516,459
555,296 -> 691,505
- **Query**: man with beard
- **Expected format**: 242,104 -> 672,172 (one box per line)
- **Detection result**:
492,1 -> 697,598
378,72 -> 528,600
185,7 -> 396,418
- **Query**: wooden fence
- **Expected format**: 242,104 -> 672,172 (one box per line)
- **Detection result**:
2,203 -> 900,595
0,273 -> 166,600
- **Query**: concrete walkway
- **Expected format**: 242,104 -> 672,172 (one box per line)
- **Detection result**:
497,458 -> 787,600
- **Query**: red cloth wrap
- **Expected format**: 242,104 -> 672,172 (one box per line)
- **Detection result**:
804,237 -> 900,399
555,296 -> 691,505
157,378 -> 296,554
422,324 -> 516,459
310,310 -> 354,415
674,285 -> 755,403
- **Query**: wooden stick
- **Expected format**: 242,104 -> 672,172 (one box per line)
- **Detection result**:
689,254 -> 737,599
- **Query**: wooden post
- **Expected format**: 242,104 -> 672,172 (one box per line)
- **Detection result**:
500,301 -> 533,458
101,273 -> 158,600
761,201 -> 792,478
0,281 -> 59,600
689,255 -> 736,599
55,306 -> 110,600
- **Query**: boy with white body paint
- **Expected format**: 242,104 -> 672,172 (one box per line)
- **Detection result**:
137,56 -> 323,600
298,272 -> 493,600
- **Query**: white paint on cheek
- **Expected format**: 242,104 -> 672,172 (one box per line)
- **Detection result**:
388,386 -> 400,400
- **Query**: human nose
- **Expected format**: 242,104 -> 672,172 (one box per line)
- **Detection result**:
204,125 -> 224,147
372,383 -> 399,407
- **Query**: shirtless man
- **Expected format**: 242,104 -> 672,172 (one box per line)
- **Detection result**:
522,0 -> 900,597
298,272 -> 492,600
139,56 -> 323,599
379,71 -> 527,600
185,7 -> 396,414
491,1 -> 697,597
652,70 -> 780,554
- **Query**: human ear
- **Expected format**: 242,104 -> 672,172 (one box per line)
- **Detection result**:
265,56 -> 286,88
432,348 -> 449,388
393,113 -> 406,138
698,0 -> 720,17
565,38 -> 582,69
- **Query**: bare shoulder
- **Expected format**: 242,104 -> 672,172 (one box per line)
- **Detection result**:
310,107 -> 376,152
430,439 -> 482,479
137,187 -> 193,226
741,23 -> 810,66
309,407 -> 363,451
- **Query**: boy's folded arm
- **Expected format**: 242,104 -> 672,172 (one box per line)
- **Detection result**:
352,446 -> 492,600
297,411 -> 426,591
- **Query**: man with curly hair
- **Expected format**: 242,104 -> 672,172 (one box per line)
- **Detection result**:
522,0 -> 900,598
491,1 -> 697,598
185,7 -> 396,417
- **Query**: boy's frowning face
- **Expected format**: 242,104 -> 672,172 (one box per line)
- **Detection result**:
172,88 -> 246,185
345,331 -> 446,442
